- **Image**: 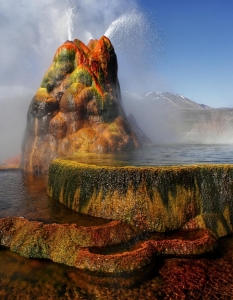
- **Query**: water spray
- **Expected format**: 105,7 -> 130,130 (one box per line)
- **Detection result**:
104,8 -> 164,93
66,0 -> 76,41
104,9 -> 162,58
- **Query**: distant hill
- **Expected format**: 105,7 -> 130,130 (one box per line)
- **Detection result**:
122,91 -> 233,144
143,91 -> 211,110
1,89 -> 233,163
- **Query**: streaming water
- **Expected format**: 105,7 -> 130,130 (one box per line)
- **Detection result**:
104,9 -> 160,52
66,0 -> 75,41
104,10 -> 148,46
0,144 -> 233,299
104,9 -> 162,92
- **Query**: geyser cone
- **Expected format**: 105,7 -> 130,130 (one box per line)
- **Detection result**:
21,36 -> 140,174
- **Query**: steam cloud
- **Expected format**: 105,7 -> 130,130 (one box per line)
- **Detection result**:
0,0 -> 166,161
0,0 -> 231,162
0,0 -> 140,161
0,0 -> 137,90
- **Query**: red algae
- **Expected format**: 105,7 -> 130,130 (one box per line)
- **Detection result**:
0,216 -> 217,273
21,37 -> 140,174
0,235 -> 232,299
0,169 -> 232,297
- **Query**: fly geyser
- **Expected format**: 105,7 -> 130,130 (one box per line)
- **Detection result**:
21,36 -> 140,174
2,33 -> 232,297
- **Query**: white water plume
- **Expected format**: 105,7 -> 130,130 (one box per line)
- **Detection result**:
66,0 -> 76,41
105,9 -> 148,49
104,9 -> 164,92
0,0 -> 136,161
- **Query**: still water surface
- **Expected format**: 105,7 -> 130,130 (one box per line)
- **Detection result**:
72,144 -> 233,166
2,143 -> 232,220
0,144 -> 233,299
0,170 -> 109,225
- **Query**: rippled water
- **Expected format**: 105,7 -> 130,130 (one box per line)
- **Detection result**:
0,144 -> 233,299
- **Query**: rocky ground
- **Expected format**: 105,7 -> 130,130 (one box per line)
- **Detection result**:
0,235 -> 232,300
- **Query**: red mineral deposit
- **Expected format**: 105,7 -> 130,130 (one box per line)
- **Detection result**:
20,37 -> 140,174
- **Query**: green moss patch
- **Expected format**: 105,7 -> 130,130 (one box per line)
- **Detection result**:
68,66 -> 93,87
48,160 -> 233,235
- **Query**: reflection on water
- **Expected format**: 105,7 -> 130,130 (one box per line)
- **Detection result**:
0,170 -> 109,226
0,144 -> 233,298
71,144 -> 233,166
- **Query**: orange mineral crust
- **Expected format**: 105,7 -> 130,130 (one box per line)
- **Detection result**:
21,37 -> 140,174
0,217 -> 217,273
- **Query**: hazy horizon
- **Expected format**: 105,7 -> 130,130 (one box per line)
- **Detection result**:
1,0 -> 233,162
1,0 -> 233,108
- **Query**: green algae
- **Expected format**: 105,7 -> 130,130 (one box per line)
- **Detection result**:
68,66 -> 93,87
41,62 -> 74,92
48,160 -> 233,235
190,213 -> 232,237
54,47 -> 76,64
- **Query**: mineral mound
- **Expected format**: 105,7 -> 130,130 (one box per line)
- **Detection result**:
21,37 -> 140,174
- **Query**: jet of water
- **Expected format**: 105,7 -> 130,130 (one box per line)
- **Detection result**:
104,9 -> 147,50
104,8 -> 164,93
66,0 -> 76,41
105,9 -> 162,50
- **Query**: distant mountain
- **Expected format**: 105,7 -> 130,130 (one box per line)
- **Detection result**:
143,91 -> 212,110
1,89 -> 233,164
122,91 -> 233,144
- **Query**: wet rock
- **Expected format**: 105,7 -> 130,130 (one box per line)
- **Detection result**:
0,217 -> 217,273
1,236 -> 232,299
48,161 -> 233,237
21,37 -> 140,174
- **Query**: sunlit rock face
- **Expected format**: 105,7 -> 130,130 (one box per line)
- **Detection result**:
21,37 -> 140,174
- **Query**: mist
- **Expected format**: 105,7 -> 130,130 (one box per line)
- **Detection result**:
122,91 -> 233,145
1,1 -> 231,163
104,9 -> 164,93
0,0 -> 167,162
0,0 -> 139,89
0,0 -> 163,91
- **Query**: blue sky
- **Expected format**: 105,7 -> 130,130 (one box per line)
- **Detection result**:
0,0 -> 233,108
136,0 -> 233,107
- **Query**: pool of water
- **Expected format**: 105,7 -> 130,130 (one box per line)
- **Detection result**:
70,143 -> 233,166
0,169 -> 110,226
0,143 -> 233,299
